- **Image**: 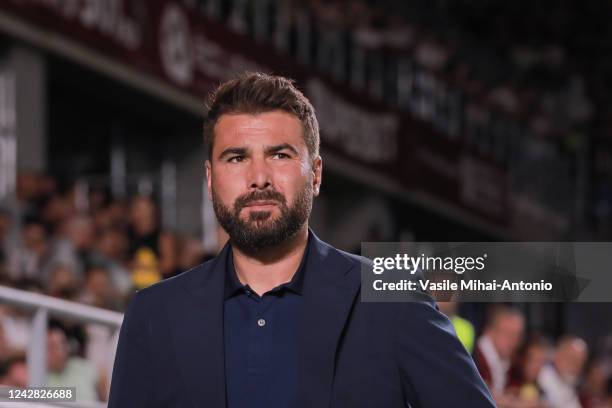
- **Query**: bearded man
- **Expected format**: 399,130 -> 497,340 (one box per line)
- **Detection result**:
108,72 -> 495,408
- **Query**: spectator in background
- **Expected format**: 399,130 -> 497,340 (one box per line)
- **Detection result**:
507,335 -> 551,407
0,306 -> 31,353
581,360 -> 610,408
93,227 -> 131,298
105,200 -> 129,230
47,325 -> 106,402
78,266 -> 119,310
7,220 -> 50,282
91,204 -> 114,232
127,196 -> 177,287
0,353 -> 28,387
130,246 -> 161,290
78,266 -> 118,383
539,336 -> 588,408
45,215 -> 97,282
45,263 -> 80,300
40,193 -> 72,234
474,306 -> 525,395
14,173 -> 43,225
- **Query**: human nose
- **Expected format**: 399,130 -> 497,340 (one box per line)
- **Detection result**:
247,156 -> 272,190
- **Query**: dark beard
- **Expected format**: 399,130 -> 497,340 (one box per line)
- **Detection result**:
212,181 -> 312,254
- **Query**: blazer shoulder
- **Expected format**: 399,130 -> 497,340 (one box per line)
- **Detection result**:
133,257 -> 217,301
324,243 -> 373,268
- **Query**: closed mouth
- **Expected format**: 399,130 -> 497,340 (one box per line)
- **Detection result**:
244,201 -> 278,207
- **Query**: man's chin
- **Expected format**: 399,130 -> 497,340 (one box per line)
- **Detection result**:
242,211 -> 279,223
230,228 -> 287,252
239,218 -> 278,232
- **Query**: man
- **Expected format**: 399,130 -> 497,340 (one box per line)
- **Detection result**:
474,306 -> 525,403
47,325 -> 107,402
108,72 -> 495,407
538,336 -> 588,408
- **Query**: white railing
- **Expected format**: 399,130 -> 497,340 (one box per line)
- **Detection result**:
0,397 -> 106,408
0,285 -> 124,407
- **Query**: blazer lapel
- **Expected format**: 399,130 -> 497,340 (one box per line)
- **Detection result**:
164,231 -> 360,408
167,244 -> 230,408
299,231 -> 361,408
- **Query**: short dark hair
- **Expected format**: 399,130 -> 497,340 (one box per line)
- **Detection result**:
203,72 -> 319,160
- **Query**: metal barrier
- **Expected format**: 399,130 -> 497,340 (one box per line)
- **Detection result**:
0,285 -> 124,407
0,393 -> 106,408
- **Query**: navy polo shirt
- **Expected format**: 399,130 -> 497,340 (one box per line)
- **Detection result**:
223,238 -> 309,408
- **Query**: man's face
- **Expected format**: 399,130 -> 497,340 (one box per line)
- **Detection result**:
556,340 -> 588,382
523,345 -> 548,381
47,329 -> 69,373
490,314 -> 524,360
206,110 -> 322,253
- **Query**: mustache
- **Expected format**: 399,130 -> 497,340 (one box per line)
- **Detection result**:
234,190 -> 286,211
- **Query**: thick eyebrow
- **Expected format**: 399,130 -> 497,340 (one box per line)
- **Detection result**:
218,147 -> 248,160
265,143 -> 299,156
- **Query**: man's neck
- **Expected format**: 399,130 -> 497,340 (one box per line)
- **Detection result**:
231,226 -> 309,296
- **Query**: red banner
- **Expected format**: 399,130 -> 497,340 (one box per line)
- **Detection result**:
1,0 -> 565,232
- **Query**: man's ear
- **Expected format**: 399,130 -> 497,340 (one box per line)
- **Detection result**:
312,155 -> 322,196
205,160 -> 212,198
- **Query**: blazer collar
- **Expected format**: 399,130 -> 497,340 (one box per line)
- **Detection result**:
169,228 -> 361,408
298,229 -> 361,407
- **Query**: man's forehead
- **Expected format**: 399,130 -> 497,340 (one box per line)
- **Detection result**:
213,111 -> 306,149
215,111 -> 302,130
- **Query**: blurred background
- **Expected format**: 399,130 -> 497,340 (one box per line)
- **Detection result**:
0,0 -> 611,406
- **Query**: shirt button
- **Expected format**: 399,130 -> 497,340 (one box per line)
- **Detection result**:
257,318 -> 266,327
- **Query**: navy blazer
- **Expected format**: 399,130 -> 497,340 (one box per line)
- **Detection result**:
108,231 -> 495,407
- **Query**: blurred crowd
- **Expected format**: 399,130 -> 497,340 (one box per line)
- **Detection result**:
217,0 -> 609,230
440,303 -> 612,408
0,172 -> 610,407
229,0 -> 601,148
0,1 -> 610,403
0,172 -> 215,401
